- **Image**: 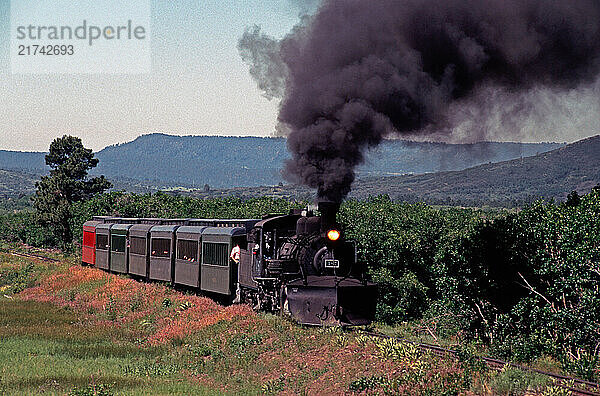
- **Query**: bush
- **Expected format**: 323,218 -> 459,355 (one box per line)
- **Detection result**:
338,196 -> 484,324
0,263 -> 36,295
421,299 -> 471,339
349,375 -> 389,392
0,212 -> 57,247
69,383 -> 114,396
488,366 -> 549,395
372,269 -> 429,323
486,193 -> 600,373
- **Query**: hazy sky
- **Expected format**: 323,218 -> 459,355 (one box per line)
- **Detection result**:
0,0 -> 302,152
0,1 -> 599,152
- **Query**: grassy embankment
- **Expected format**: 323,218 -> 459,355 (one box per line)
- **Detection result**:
0,247 -> 569,395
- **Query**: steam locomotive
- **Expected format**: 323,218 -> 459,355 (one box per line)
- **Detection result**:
82,202 -> 377,326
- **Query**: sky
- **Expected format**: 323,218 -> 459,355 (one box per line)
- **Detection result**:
0,0 -> 303,152
0,0 -> 599,152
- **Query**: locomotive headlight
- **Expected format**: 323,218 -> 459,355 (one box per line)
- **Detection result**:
327,229 -> 341,241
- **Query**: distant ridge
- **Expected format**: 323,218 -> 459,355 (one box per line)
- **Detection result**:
0,134 -> 597,207
348,134 -> 600,206
0,133 -> 562,189
0,169 -> 39,197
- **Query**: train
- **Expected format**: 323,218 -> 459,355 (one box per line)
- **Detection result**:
82,201 -> 377,326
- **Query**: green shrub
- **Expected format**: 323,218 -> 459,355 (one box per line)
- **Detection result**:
421,299 -> 471,339
261,375 -> 286,394
374,337 -> 421,363
349,375 -> 389,392
560,350 -> 600,382
0,212 -> 57,247
228,333 -> 264,357
372,269 -> 429,323
488,366 -> 549,396
69,383 -> 114,396
0,263 -> 35,294
122,361 -> 183,377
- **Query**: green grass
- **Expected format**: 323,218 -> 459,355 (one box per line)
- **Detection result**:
0,299 -> 220,396
487,366 -> 551,395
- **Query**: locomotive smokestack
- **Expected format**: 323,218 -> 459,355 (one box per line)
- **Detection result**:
318,200 -> 340,231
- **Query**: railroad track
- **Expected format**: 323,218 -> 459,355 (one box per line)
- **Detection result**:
3,249 -> 61,263
362,331 -> 600,396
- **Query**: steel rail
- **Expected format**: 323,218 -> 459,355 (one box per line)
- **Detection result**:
362,330 -> 600,396
4,250 -> 61,263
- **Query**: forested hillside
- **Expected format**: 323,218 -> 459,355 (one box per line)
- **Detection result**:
2,134 -> 596,207
350,135 -> 600,206
0,169 -> 39,198
0,134 -> 562,188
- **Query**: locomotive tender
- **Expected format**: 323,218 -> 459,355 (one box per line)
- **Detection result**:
82,202 -> 377,326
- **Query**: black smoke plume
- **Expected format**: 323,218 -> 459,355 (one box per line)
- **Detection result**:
240,0 -> 600,202
238,26 -> 287,100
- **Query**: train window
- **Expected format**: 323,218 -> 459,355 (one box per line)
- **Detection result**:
177,239 -> 198,262
202,242 -> 228,266
151,238 -> 171,257
130,237 -> 146,255
111,235 -> 126,253
96,234 -> 109,250
232,235 -> 247,249
83,231 -> 94,246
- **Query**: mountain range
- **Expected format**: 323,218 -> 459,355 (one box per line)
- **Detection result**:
349,134 -> 600,206
3,133 -> 598,207
0,133 -> 562,189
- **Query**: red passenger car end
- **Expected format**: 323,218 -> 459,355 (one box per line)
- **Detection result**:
82,221 -> 101,266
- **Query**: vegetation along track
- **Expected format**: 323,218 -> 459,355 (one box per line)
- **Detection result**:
362,331 -> 600,396
4,247 -> 598,394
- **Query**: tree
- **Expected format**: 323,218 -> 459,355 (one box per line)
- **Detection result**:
33,135 -> 111,247
565,190 -> 581,207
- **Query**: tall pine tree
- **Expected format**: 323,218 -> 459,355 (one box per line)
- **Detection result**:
34,135 -> 111,247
